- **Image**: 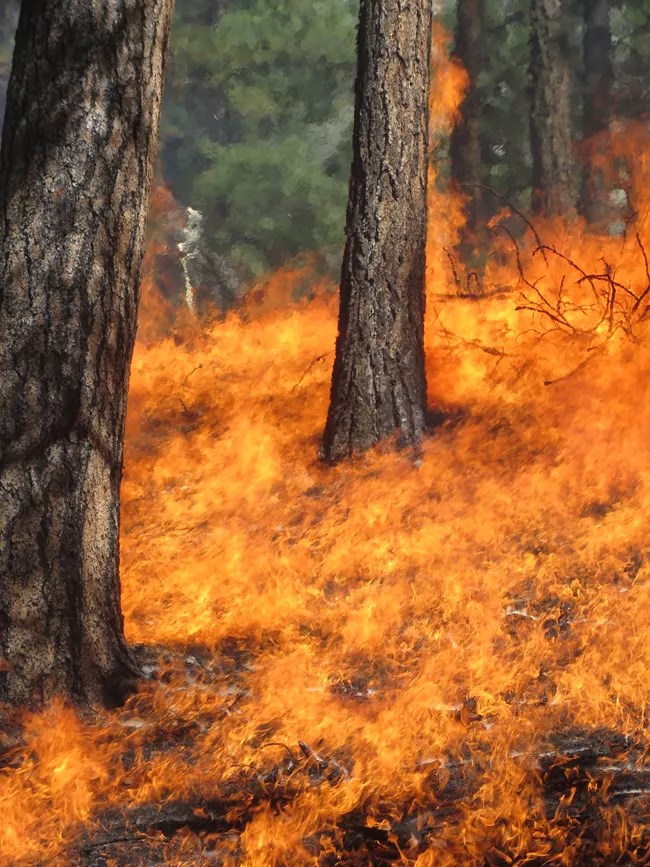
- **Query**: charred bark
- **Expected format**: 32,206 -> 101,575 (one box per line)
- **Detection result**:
0,0 -> 174,708
530,0 -> 576,216
450,0 -> 487,290
579,0 -> 613,226
321,0 -> 431,462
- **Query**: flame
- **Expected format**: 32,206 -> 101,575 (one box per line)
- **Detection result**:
1,27 -> 650,867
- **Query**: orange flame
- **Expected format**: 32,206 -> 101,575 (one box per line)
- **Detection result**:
1,26 -> 650,867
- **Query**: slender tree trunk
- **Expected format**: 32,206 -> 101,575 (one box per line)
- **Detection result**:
530,0 -> 576,216
580,0 -> 613,226
321,0 -> 432,462
0,0 -> 174,708
450,0 -> 487,292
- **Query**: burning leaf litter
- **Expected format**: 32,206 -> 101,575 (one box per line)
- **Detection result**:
1,28 -> 650,867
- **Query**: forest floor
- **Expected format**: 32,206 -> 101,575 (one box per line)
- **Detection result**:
3,219 -> 650,865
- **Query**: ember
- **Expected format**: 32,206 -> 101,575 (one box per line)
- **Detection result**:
1,5 -> 650,867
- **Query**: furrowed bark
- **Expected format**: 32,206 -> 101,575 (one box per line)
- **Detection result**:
321,0 -> 432,462
530,0 -> 576,216
0,0 -> 174,708
450,0 -> 487,290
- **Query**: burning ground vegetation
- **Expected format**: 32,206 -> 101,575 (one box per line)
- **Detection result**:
2,34 -> 650,867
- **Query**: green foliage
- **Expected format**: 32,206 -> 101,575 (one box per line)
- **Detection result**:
444,0 -> 583,209
612,0 -> 650,115
160,0 -> 358,277
480,0 -> 532,204
1,0 -> 649,276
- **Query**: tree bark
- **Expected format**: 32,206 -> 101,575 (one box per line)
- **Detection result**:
450,0 -> 487,291
579,0 -> 613,226
321,0 -> 432,462
529,0 -> 576,216
0,0 -> 174,708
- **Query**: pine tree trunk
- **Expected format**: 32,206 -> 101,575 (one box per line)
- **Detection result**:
0,0 -> 174,708
321,0 -> 432,462
530,0 -> 576,216
450,0 -> 486,292
580,0 -> 613,226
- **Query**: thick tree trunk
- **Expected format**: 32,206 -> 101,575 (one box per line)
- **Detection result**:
450,0 -> 487,291
530,0 -> 576,216
0,0 -> 174,708
321,0 -> 432,462
580,0 -> 613,226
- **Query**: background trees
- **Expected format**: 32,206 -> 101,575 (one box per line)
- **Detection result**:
450,0 -> 487,288
580,0 -> 613,225
612,0 -> 650,119
529,0 -> 576,216
2,0 -> 649,301
159,0 -> 357,279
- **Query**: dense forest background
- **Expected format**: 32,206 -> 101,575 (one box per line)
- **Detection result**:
1,0 -> 650,301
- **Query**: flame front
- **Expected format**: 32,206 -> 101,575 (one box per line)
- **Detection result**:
1,30 -> 650,866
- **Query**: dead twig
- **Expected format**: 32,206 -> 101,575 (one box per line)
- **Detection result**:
182,364 -> 203,384
534,244 -> 600,305
445,248 -> 463,295
631,233 -> 650,315
292,352 -> 332,391
460,182 -> 548,262
543,347 -> 605,386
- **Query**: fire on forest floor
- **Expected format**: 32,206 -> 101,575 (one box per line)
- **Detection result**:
2,28 -> 650,866
2,191 -> 650,864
